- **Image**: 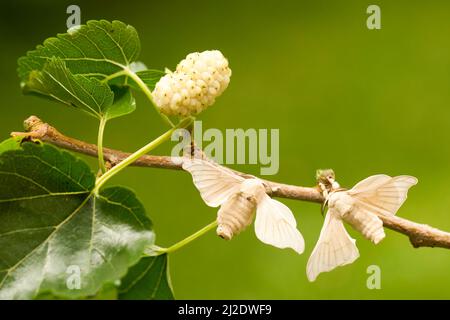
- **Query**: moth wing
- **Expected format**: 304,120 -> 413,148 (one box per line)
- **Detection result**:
306,209 -> 359,282
348,175 -> 418,215
349,174 -> 391,193
182,159 -> 245,207
254,194 -> 305,254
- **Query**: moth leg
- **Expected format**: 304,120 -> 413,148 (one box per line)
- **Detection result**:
319,182 -> 329,217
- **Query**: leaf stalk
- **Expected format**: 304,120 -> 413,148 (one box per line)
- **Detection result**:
154,220 -> 218,255
124,68 -> 175,128
97,117 -> 107,173
94,117 -> 193,193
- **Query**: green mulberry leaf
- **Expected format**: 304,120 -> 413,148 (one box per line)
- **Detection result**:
0,140 -> 154,299
24,58 -> 114,119
18,20 -> 140,85
119,254 -> 174,300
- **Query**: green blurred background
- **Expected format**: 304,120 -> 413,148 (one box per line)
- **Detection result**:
1,0 -> 450,299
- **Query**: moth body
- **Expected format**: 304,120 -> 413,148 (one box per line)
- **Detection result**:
341,205 -> 384,244
217,192 -> 257,240
328,191 -> 384,244
217,179 -> 266,240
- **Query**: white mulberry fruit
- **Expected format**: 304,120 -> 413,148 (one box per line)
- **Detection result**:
152,50 -> 231,117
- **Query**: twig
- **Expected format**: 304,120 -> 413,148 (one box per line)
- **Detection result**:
11,115 -> 450,250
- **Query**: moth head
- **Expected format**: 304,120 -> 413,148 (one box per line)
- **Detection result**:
316,169 -> 339,191
316,169 -> 336,186
316,169 -> 341,192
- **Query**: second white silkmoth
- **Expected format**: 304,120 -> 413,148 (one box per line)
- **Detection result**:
307,169 -> 417,282
183,159 -> 305,254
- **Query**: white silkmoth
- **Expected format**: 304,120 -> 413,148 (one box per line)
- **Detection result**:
307,169 -> 417,282
183,159 -> 305,254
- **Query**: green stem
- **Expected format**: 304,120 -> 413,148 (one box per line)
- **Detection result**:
97,117 -> 107,174
94,117 -> 193,193
158,220 -> 218,255
124,68 -> 175,128
101,69 -> 128,83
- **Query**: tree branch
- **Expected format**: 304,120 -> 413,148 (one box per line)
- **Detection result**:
11,115 -> 450,250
